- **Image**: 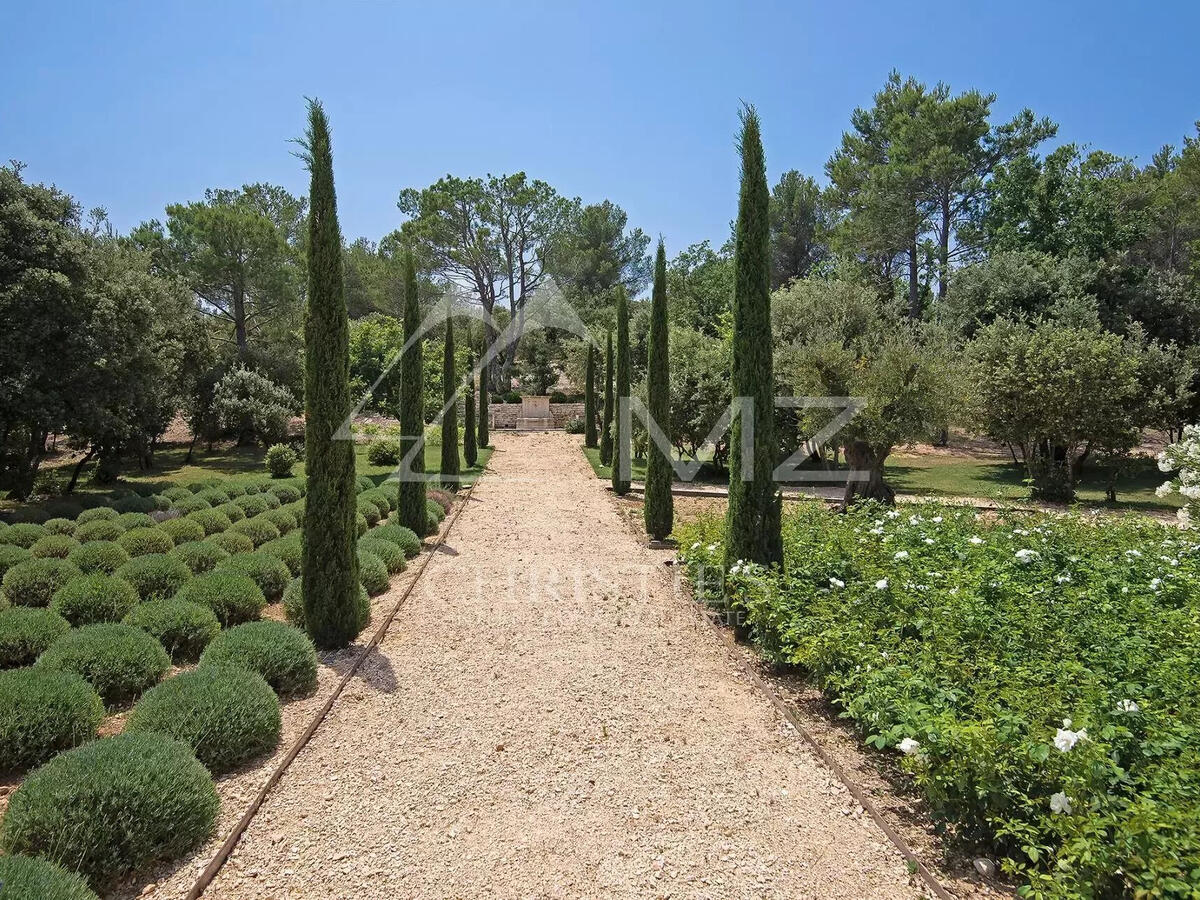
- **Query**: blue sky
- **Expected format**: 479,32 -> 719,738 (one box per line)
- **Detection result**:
3,1 -> 1198,253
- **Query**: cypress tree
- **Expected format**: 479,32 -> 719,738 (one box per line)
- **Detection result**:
464,351 -> 478,468
600,329 -> 614,466
397,249 -> 429,535
477,351 -> 489,449
440,312 -> 460,492
299,99 -> 359,650
611,287 -> 631,495
725,105 -> 783,570
583,343 -> 597,448
644,239 -> 673,540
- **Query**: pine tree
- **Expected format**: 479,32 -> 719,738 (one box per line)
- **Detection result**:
611,287 -> 631,495
299,99 -> 360,649
644,239 -> 673,540
725,105 -> 783,570
440,311 -> 460,492
477,350 -> 489,449
397,249 -> 429,535
464,351 -> 478,468
584,343 -> 598,448
600,329 -> 614,466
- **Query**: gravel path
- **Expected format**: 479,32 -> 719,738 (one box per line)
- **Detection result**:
203,431 -> 924,899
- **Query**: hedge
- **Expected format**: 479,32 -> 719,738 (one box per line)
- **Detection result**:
170,540 -> 230,574
117,526 -> 175,557
0,607 -> 71,668
0,543 -> 33,579
229,515 -> 281,547
73,518 -> 125,543
208,530 -> 254,555
217,501 -> 247,523
160,486 -> 193,502
43,518 -> 77,536
115,512 -> 155,530
75,507 -> 119,525
200,620 -> 318,696
174,572 -> 266,627
234,494 -> 271,518
216,552 -> 290,603
357,548 -> 390,595
169,495 -> 212,514
195,488 -> 231,507
0,732 -> 218,885
260,506 -> 298,535
0,855 -> 100,900
112,494 -> 156,515
367,524 -> 421,559
126,665 -> 281,774
283,577 -> 370,635
67,541 -> 130,575
2,558 -> 80,607
114,554 -> 192,601
356,497 -> 381,528
0,523 -> 48,549
186,508 -> 234,536
260,533 -> 302,577
50,574 -> 140,626
35,623 -> 169,708
358,536 -> 405,574
159,516 -> 206,545
269,483 -> 302,505
123,599 -> 220,663
0,669 -> 104,770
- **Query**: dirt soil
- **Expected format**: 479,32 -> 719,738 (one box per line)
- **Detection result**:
138,431 -> 926,900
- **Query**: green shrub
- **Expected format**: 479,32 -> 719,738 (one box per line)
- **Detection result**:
2,558 -> 80,607
217,501 -> 247,523
229,515 -> 281,547
187,480 -> 216,494
260,534 -> 302,577
186,508 -> 233,536
208,530 -> 254,555
169,540 -> 230,574
216,552 -> 290,603
283,577 -> 370,634
356,513 -> 368,537
126,665 -> 280,774
369,524 -> 421,558
195,487 -> 231,507
0,607 -> 70,667
50,575 -> 139,626
200,620 -> 318,696
123,599 -> 220,663
35,623 -> 169,708
356,497 -> 381,528
269,483 -> 301,505
427,488 -> 452,514
112,494 -> 156,514
116,512 -> 155,530
30,534 -> 80,559
235,494 -> 272,518
356,475 -> 375,493
149,494 -> 172,512
114,554 -> 191,601
43,518 -> 77,536
240,478 -> 270,495
426,499 -> 445,530
358,537 -> 405,574
0,523 -> 48,549
360,488 -> 393,515
366,439 -> 401,466
169,495 -> 212,514
67,541 -> 130,575
76,507 -> 119,525
221,480 -> 247,499
0,854 -> 99,900
260,506 -> 297,535
161,486 -> 193,502
117,526 -> 174,557
159,516 -> 206,544
356,549 -> 390,595
265,443 -> 298,477
0,669 -> 103,770
175,572 -> 266,626
73,518 -> 124,543
0,732 -> 218,885
0,543 -> 32,579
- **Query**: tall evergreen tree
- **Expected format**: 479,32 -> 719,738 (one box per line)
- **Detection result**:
600,330 -> 614,465
644,239 -> 673,539
583,343 -> 598,447
477,346 -> 489,449
725,105 -> 783,570
298,99 -> 360,649
440,311 -> 460,492
464,350 -> 478,468
397,249 -> 429,534
611,287 -> 631,495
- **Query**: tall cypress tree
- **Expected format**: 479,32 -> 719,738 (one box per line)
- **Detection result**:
299,99 -> 359,649
464,350 -> 478,468
600,329 -> 614,466
644,239 -> 673,540
397,249 -> 429,535
725,105 -> 783,570
611,287 -> 631,495
477,350 -> 489,449
440,312 -> 460,492
583,343 -> 597,448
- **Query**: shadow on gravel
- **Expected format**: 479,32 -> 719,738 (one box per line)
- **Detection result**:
326,645 -> 399,694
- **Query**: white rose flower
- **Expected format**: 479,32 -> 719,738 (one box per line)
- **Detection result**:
897,737 -> 920,755
829,577 -> 845,589
875,578 -> 889,590
1116,699 -> 1140,714
969,536 -> 984,545
1014,549 -> 1039,564
1050,792 -> 1072,814
893,550 -> 909,561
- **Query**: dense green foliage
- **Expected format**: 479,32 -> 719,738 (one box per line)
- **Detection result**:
68,540 -> 130,575
123,598 -> 221,662
282,576 -> 369,635
0,606 -> 70,667
176,571 -> 266,626
2,558 -> 80,607
368,523 -> 421,558
31,533 -> 80,559
200,620 -> 318,696
169,539 -> 229,574
611,288 -> 631,494
0,668 -> 103,770
159,516 -> 206,545
50,573 -> 139,626
358,536 -> 405,574
356,547 -> 390,595
35,622 -> 168,708
644,239 -> 673,539
209,529 -> 254,555
440,314 -> 461,491
117,526 -> 174,557
0,732 -> 218,885
265,442 -> 297,477
115,553 -> 191,601
397,249 -> 429,535
464,351 -> 478,467
0,855 -> 100,900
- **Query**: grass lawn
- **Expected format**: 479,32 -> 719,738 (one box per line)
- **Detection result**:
581,443 -> 1180,513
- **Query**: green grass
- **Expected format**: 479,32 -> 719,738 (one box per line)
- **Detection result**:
582,444 -> 1179,513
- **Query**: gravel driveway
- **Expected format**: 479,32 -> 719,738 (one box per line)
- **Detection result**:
203,431 -> 924,899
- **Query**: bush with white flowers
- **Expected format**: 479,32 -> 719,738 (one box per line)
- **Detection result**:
1156,423 -> 1200,524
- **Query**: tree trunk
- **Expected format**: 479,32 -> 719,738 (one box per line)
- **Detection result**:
907,241 -> 921,319
233,278 -> 249,359
185,431 -> 198,463
841,440 -> 895,509
938,191 -> 951,301
66,446 -> 98,494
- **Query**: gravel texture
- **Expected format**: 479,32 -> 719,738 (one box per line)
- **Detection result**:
140,431 -> 925,899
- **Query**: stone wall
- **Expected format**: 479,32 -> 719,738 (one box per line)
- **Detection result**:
488,402 -> 586,429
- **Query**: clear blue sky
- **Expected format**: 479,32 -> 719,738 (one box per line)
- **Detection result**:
4,1 -> 1198,253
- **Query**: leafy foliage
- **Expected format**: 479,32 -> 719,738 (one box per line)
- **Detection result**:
175,571 -> 266,627
50,574 -> 140,626
0,606 -> 70,668
0,668 -> 103,770
2,558 -> 80,607
0,854 -> 100,900
200,620 -> 318,696
114,553 -> 191,601
35,622 -> 169,708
